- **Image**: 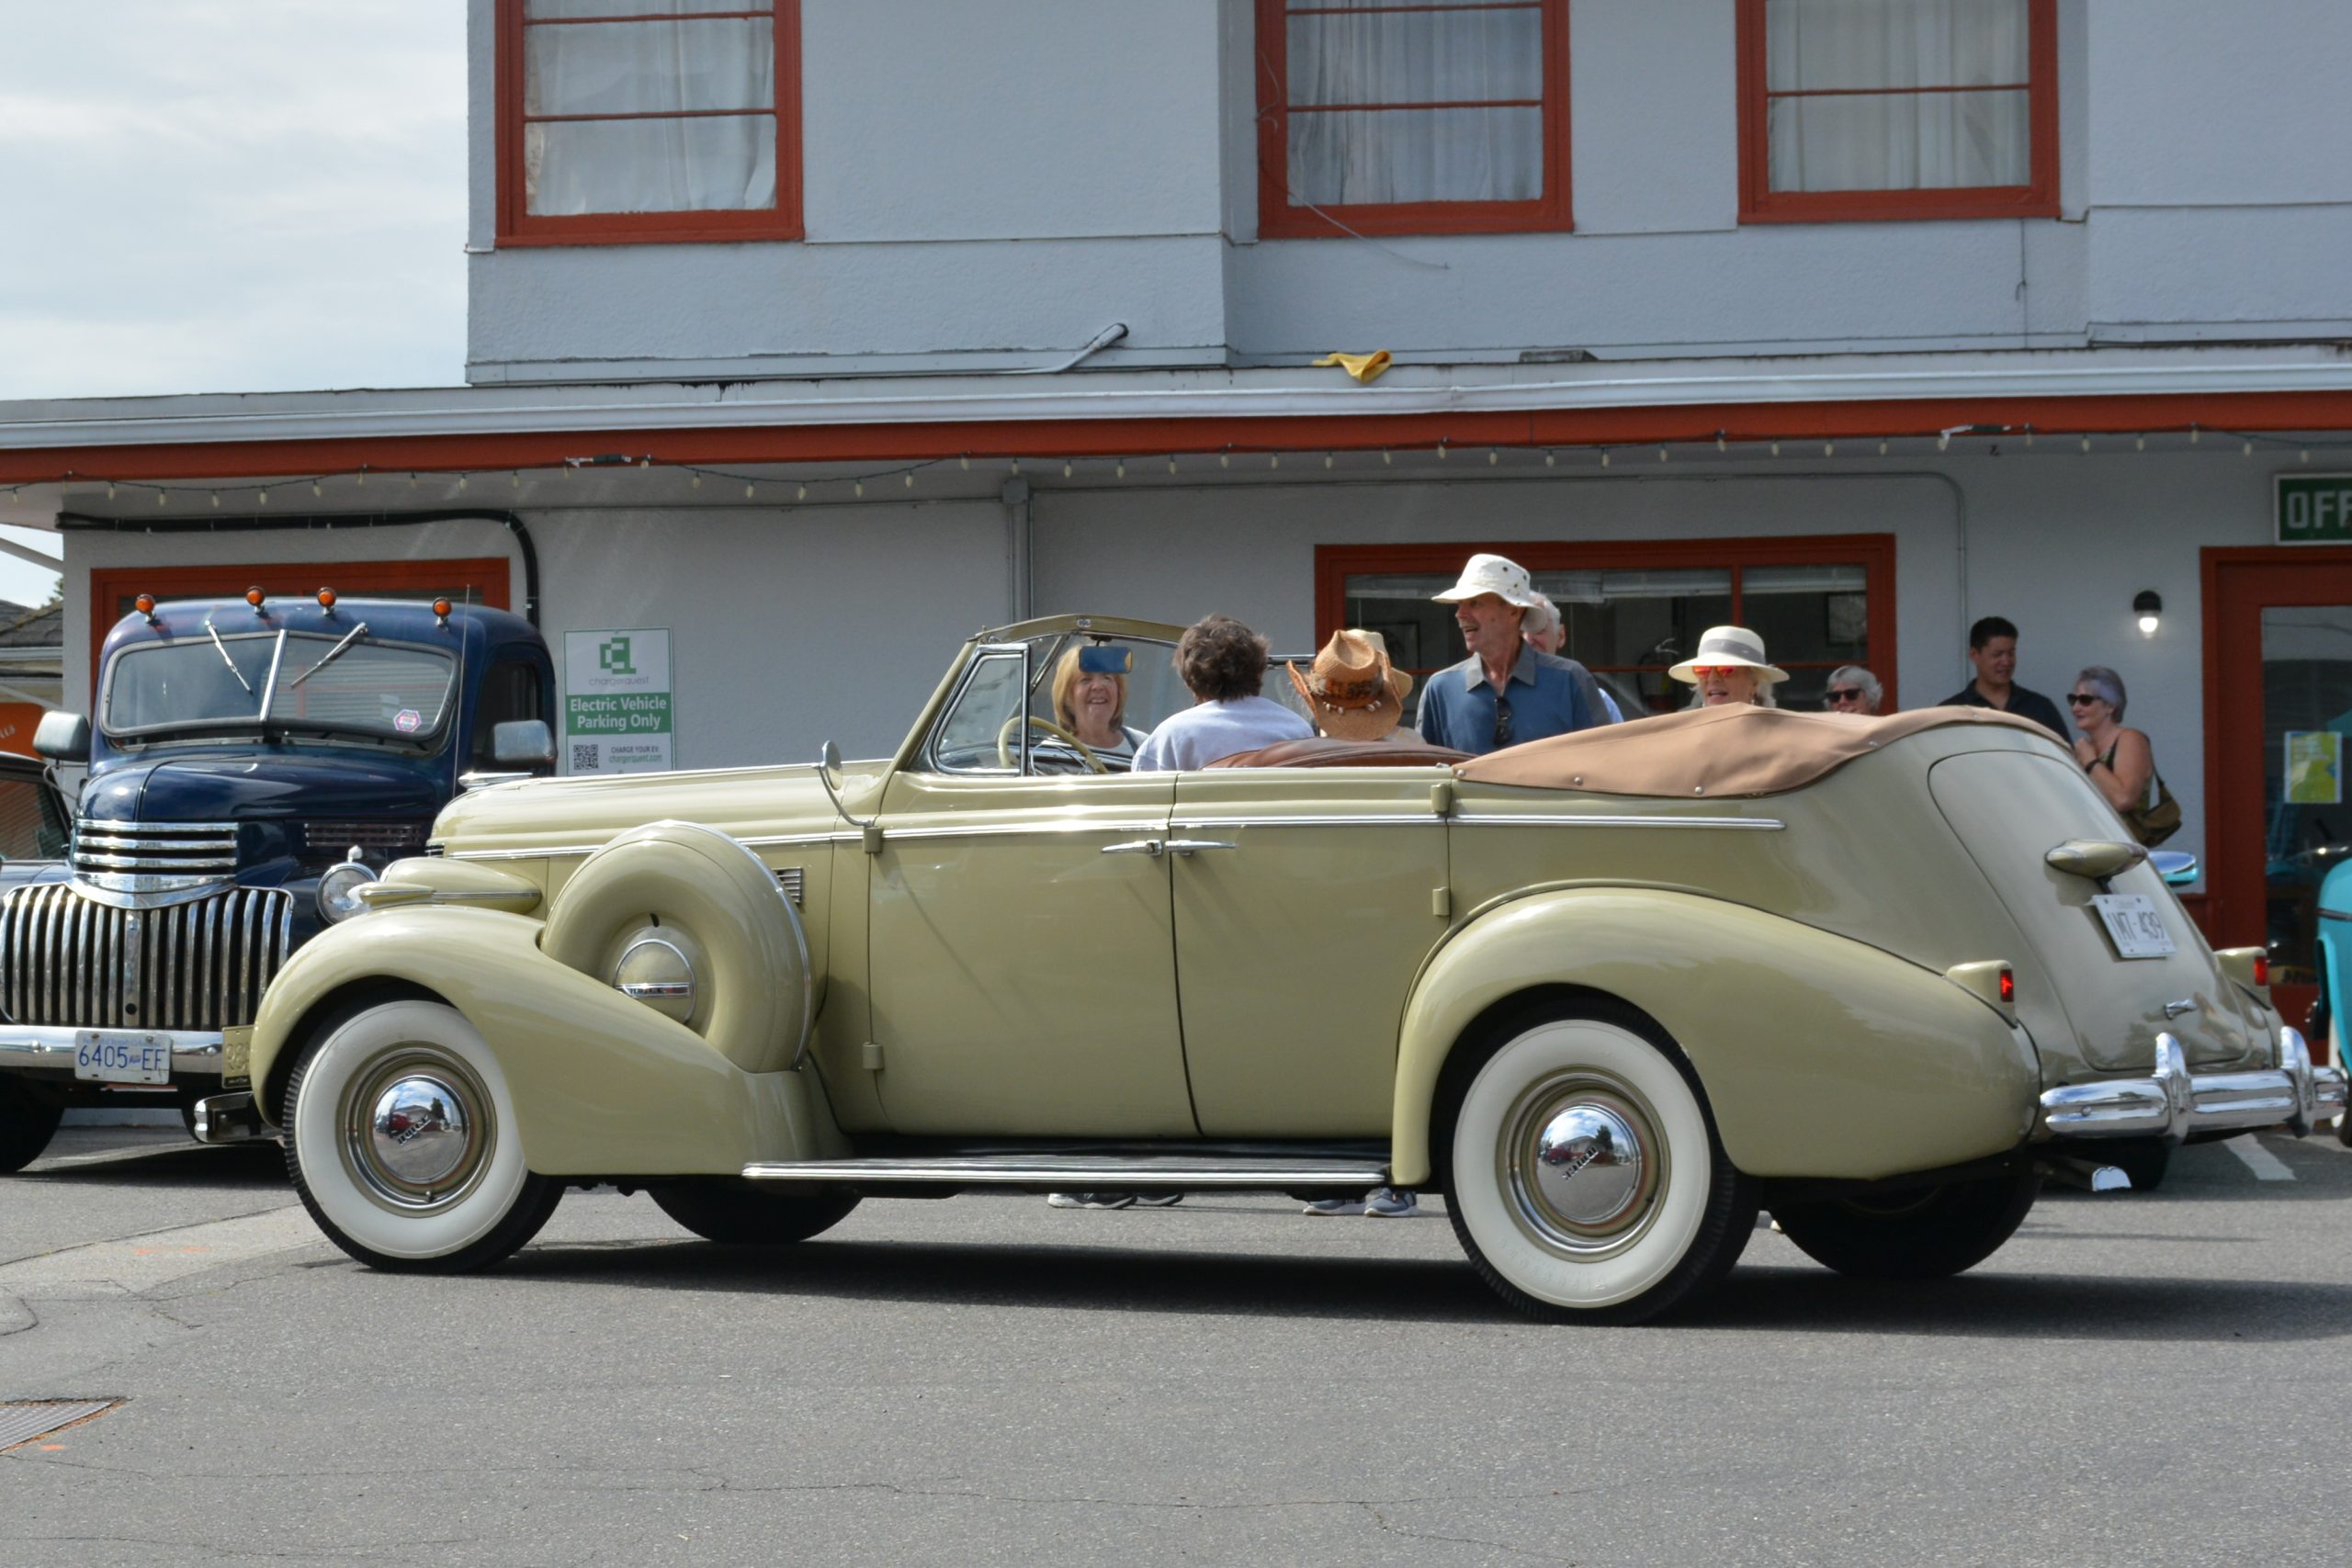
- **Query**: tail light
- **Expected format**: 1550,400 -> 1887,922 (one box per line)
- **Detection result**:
2254,953 -> 2270,988
1998,966 -> 2016,1006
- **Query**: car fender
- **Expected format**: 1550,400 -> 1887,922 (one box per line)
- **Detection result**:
1390,886 -> 2041,1185
250,906 -> 848,1177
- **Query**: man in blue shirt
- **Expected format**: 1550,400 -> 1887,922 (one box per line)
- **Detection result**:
1417,553 -> 1614,755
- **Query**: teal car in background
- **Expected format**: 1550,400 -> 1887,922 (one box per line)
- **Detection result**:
2308,854 -> 2352,1149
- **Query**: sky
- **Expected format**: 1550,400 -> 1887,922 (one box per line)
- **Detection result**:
0,1 -> 469,607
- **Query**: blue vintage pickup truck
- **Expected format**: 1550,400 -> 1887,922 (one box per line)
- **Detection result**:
0,590 -> 554,1168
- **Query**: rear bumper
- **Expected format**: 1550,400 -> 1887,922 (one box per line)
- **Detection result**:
0,1026 -> 224,1078
2038,1027 -> 2348,1140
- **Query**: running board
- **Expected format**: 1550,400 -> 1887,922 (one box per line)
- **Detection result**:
741,1153 -> 1390,1190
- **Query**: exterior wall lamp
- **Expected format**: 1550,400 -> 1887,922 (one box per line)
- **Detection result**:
2133,590 -> 2163,638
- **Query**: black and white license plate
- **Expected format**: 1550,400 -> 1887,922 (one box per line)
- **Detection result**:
74,1030 -> 173,1085
2091,893 -> 2177,959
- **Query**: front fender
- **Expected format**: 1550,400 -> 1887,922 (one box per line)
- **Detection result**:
250,907 -> 847,1176
1390,888 -> 2041,1185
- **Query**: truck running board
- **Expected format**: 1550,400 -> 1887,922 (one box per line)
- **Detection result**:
741,1152 -> 1390,1191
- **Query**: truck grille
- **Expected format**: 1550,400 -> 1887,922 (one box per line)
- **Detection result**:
71,818 -> 239,897
302,820 -> 427,856
0,884 -> 293,1032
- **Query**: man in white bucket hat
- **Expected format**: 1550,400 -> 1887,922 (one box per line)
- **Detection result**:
1416,552 -> 1614,754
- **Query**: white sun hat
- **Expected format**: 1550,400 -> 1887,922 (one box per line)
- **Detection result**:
1430,552 -> 1542,610
1667,625 -> 1790,685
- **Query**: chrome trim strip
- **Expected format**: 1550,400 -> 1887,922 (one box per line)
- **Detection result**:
741,1156 -> 1391,1188
2039,1027 -> 2350,1140
447,844 -> 606,862
0,1027 -> 226,1074
878,820 -> 1169,843
740,831 -> 865,848
1453,814 -> 1787,831
1169,815 -> 1442,829
74,852 -> 238,871
76,818 -> 242,833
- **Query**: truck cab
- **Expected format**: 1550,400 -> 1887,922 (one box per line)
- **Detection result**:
0,589 -> 553,1169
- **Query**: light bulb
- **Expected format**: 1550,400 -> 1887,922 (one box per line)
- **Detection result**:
1270,454 -> 1280,469
1115,460 -> 1125,478
746,483 -> 756,499
311,480 -> 322,497
457,474 -> 467,491
2080,435 -> 2091,453
691,474 -> 701,490
210,492 -> 220,508
1770,442 -> 1781,457
1544,450 -> 1555,467
1878,440 -> 1888,456
854,479 -> 864,497
797,484 -> 808,501
959,456 -> 969,470
1063,461 -> 1074,478
1381,450 -> 1392,465
903,472 -> 913,488
1436,444 -> 1448,461
258,489 -> 269,505
1715,434 -> 1726,453
1488,448 -> 1498,466
1600,450 -> 1611,468
1220,453 -> 1230,468
1824,442 -> 1835,457
1657,447 -> 1668,462
1166,457 -> 1177,475
2137,614 -> 2161,637
1325,454 -> 1335,469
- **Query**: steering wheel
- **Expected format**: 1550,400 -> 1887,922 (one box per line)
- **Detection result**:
998,713 -> 1108,774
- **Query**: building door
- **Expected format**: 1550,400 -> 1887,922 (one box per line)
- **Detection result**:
2205,547 -> 2352,1023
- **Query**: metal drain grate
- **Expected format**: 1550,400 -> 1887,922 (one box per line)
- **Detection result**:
0,1399 -> 122,1451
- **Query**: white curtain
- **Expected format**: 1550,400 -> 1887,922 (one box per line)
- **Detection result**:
1766,0 -> 2030,192
1284,1 -> 1545,208
523,7 -> 775,217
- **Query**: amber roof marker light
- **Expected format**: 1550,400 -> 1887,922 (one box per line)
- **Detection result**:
133,592 -> 158,624
433,597 -> 453,626
244,586 -> 266,614
316,587 -> 338,611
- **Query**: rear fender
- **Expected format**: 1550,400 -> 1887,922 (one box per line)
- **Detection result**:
1391,888 -> 2040,1185
250,907 -> 847,1176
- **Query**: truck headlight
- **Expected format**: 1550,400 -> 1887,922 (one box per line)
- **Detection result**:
317,857 -> 379,922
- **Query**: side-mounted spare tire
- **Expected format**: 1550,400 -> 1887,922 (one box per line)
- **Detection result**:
539,819 -> 812,1075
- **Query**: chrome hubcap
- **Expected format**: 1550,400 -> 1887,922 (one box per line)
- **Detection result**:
1502,1075 -> 1665,1258
342,1050 -> 493,1212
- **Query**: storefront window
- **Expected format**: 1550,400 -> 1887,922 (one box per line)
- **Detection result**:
1327,541 -> 1889,724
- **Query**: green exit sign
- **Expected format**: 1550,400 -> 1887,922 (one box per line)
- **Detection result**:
2279,474 -> 2352,543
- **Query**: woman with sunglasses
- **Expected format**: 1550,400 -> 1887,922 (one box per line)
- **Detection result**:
1823,665 -> 1883,715
1668,626 -> 1785,708
2068,666 -> 2162,829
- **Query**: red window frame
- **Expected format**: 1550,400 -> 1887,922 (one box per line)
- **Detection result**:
1736,0 -> 2058,225
1254,0 -> 1572,240
494,0 -> 803,247
1316,534 -> 1898,709
88,559 -> 513,687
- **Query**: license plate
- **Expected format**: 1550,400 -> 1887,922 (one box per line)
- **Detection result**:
74,1031 -> 174,1085
2091,893 -> 2177,959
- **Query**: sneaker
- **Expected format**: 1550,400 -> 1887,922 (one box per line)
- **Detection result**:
1131,1193 -> 1184,1207
1046,1192 -> 1136,1210
1303,1196 -> 1368,1215
1363,1188 -> 1419,1217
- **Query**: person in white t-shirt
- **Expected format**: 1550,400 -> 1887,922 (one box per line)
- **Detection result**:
1130,615 -> 1312,773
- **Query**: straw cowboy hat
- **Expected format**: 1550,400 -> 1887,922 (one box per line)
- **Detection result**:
1430,552 -> 1543,611
1667,625 -> 1789,685
1287,628 -> 1414,741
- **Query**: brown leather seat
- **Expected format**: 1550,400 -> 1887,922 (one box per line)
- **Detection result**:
1207,736 -> 1471,769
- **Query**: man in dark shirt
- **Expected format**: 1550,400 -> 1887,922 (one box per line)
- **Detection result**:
1941,615 -> 2069,740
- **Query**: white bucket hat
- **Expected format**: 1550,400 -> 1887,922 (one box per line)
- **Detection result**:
1668,625 -> 1789,685
1431,552 -> 1542,611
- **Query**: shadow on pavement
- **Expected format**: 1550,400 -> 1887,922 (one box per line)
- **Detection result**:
500,1235 -> 1508,1325
20,1140 -> 286,1190
1684,1263 -> 2352,1341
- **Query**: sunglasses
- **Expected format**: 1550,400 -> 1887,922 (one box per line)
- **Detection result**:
1690,665 -> 1745,679
1493,694 -> 1514,749
2066,693 -> 2102,706
1826,688 -> 1865,703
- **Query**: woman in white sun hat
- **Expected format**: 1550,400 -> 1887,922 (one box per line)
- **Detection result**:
1668,625 -> 1786,709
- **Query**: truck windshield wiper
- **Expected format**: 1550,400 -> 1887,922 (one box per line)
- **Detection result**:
203,613 -> 254,694
287,621 -> 369,689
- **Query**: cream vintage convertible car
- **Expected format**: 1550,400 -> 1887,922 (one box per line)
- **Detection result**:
199,615 -> 2347,1324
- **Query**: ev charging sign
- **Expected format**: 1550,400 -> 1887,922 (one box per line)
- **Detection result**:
563,627 -> 673,774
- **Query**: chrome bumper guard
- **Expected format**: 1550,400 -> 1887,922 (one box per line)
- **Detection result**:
0,1027 -> 225,1077
190,1092 -> 267,1145
2039,1027 -> 2350,1141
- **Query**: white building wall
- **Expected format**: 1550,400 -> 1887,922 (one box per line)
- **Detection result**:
467,0 -> 2352,378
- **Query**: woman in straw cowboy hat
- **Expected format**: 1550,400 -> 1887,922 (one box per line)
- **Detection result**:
1286,628 -> 1416,743
1668,625 -> 1786,709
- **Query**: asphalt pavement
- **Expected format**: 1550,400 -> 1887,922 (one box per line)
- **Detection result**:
3,1125 -> 2347,1567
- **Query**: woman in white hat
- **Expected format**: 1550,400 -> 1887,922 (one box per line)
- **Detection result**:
1668,626 -> 1786,709
1286,628 -> 1415,743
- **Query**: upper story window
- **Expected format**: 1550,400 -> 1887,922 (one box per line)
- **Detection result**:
495,0 -> 801,245
1255,0 -> 1571,239
1737,0 -> 2057,223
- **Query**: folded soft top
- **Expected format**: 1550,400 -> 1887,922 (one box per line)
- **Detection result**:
1453,704 -> 2061,798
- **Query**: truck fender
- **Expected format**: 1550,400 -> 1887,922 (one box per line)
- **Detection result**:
1389,887 -> 2040,1186
539,820 -> 811,1076
250,906 -> 847,1177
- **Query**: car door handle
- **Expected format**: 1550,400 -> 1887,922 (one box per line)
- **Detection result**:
1101,838 -> 1166,857
1163,839 -> 1238,856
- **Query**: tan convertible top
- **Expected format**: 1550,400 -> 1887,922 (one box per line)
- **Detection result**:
1454,704 -> 2063,798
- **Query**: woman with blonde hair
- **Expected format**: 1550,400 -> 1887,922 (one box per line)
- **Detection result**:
1668,626 -> 1784,709
1035,644 -> 1148,771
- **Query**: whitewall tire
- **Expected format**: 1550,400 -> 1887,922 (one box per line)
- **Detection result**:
283,998 -> 562,1272
1446,1007 -> 1753,1325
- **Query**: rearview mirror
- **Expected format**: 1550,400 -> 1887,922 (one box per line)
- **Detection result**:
33,711 -> 89,763
492,719 -> 555,769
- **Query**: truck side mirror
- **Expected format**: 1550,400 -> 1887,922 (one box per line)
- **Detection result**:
33,711 -> 90,763
492,719 -> 556,769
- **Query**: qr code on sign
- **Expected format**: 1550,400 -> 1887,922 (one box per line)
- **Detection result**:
571,743 -> 600,772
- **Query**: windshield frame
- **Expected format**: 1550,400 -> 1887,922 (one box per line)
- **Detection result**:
99,627 -> 463,750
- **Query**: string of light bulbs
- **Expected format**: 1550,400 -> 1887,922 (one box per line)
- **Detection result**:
9,423 -> 2352,512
